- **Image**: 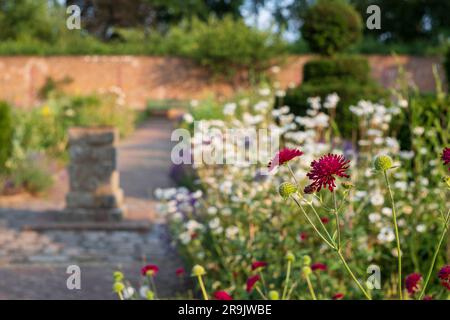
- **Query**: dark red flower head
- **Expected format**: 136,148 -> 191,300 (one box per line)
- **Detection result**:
251,261 -> 268,271
176,267 -> 185,277
405,273 -> 422,295
423,295 -> 433,300
442,148 -> 450,171
214,291 -> 233,300
246,275 -> 261,293
306,154 -> 350,192
141,264 -> 159,277
311,262 -> 327,272
299,232 -> 308,241
320,217 -> 330,224
438,265 -> 450,290
268,148 -> 303,172
332,293 -> 344,300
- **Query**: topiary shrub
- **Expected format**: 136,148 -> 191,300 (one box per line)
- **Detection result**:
284,79 -> 387,137
303,56 -> 370,83
0,101 -> 13,172
302,0 -> 363,56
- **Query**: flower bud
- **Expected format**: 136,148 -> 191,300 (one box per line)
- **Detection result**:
146,290 -> 155,300
302,266 -> 312,276
269,290 -> 279,300
192,264 -> 206,277
286,252 -> 295,262
341,181 -> 354,190
278,182 -> 297,199
374,155 -> 393,171
113,282 -> 125,293
303,255 -> 311,266
443,176 -> 450,189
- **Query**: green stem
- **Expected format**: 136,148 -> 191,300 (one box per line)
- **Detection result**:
308,202 -> 334,244
418,209 -> 450,300
282,260 -> 292,300
305,274 -> 317,300
332,191 -> 341,250
337,250 -> 372,300
290,196 -> 335,249
383,170 -> 403,300
286,163 -> 300,188
117,291 -> 124,301
255,285 -> 267,300
197,275 -> 209,300
149,276 -> 158,299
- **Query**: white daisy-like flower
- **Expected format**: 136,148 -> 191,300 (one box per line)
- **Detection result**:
377,227 -> 395,243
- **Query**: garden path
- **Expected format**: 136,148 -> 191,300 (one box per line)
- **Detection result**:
0,118 -> 187,299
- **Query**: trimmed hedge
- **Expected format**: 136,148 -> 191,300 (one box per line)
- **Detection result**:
302,0 -> 362,56
0,101 -> 13,171
303,56 -> 370,83
284,80 -> 387,137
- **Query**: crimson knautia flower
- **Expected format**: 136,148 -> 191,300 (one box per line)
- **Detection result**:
405,273 -> 422,295
332,293 -> 344,300
175,267 -> 185,277
306,153 -> 350,192
311,262 -> 327,272
442,148 -> 450,171
268,148 -> 303,172
214,291 -> 233,300
438,265 -> 450,290
251,261 -> 268,271
141,264 -> 159,277
246,275 -> 261,292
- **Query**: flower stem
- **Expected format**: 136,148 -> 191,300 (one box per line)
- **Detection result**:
383,170 -> 403,300
305,274 -> 317,300
197,275 -> 209,300
337,250 -> 372,300
117,291 -> 124,301
286,163 -> 300,188
308,202 -> 334,244
255,286 -> 267,300
332,191 -> 341,250
149,276 -> 158,299
418,209 -> 450,300
282,260 -> 292,300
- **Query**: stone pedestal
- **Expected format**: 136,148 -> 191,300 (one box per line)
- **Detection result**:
65,127 -> 126,221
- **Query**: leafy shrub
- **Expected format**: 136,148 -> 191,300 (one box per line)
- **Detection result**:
12,161 -> 53,195
303,56 -> 370,83
284,80 -> 387,137
302,0 -> 362,55
0,101 -> 13,171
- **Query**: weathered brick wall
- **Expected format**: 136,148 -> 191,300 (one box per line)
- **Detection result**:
0,55 -> 445,109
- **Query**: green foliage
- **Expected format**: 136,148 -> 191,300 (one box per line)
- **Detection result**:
0,101 -> 13,171
445,48 -> 450,92
303,56 -> 370,83
284,80 -> 387,137
302,0 -> 363,55
11,161 -> 53,195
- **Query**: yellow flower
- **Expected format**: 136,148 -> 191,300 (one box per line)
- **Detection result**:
40,105 -> 52,117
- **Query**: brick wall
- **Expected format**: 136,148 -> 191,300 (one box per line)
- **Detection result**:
0,55 -> 445,109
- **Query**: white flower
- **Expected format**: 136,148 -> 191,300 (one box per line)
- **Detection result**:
179,231 -> 191,244
394,181 -> 408,191
140,286 -> 150,299
207,206 -> 218,215
222,208 -> 232,216
192,190 -> 203,199
377,227 -> 395,243
398,99 -> 408,108
183,113 -> 194,124
399,151 -> 414,160
123,286 -> 135,299
307,97 -> 321,110
172,212 -> 183,221
271,65 -> 281,74
381,207 -> 392,216
225,226 -> 239,239
223,103 -> 237,116
275,90 -> 286,97
370,192 -> 384,206
258,88 -> 271,96
209,218 -> 220,229
253,101 -> 270,112
190,100 -> 199,108
323,93 -> 339,109
368,213 -> 381,223
185,220 -> 203,232
416,224 -> 426,233
413,127 -> 425,136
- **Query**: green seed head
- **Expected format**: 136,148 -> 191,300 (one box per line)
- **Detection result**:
113,271 -> 124,282
146,290 -> 155,300
303,255 -> 311,266
113,282 -> 125,293
192,264 -> 206,277
286,251 -> 295,262
302,266 -> 312,276
374,155 -> 393,171
278,182 -> 297,199
444,176 -> 450,189
269,290 -> 279,300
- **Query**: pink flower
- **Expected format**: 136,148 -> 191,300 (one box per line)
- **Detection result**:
268,148 -> 303,172
306,154 -> 350,192
141,264 -> 159,277
246,275 -> 261,292
311,262 -> 327,272
442,147 -> 450,171
332,293 -> 344,300
299,232 -> 308,241
438,265 -> 450,290
405,273 -> 422,295
214,291 -> 233,300
251,261 -> 268,271
175,267 -> 185,277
